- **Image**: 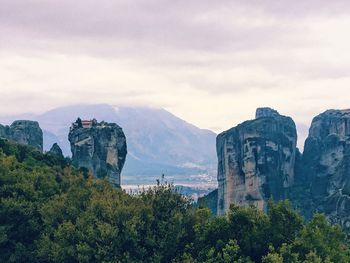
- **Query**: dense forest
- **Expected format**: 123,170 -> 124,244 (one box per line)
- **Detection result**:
1,139 -> 350,263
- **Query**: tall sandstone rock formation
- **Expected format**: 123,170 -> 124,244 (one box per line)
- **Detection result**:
302,109 -> 350,229
0,120 -> 43,151
68,119 -> 127,187
217,108 -> 297,215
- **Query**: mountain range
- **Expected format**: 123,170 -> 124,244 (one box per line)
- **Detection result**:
0,104 -> 217,188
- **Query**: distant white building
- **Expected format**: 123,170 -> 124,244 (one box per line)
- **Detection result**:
70,118 -> 98,130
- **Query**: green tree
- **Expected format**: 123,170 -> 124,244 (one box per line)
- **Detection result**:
2,138 -> 350,262
76,118 -> 83,128
292,214 -> 350,263
227,204 -> 270,261
267,200 -> 303,249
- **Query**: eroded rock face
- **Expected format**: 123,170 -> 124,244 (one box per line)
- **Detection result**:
302,109 -> 350,229
68,119 -> 127,187
49,143 -> 64,158
0,120 -> 43,151
255,107 -> 280,119
217,108 -> 297,215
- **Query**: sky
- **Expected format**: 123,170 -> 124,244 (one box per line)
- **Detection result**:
1,0 -> 350,147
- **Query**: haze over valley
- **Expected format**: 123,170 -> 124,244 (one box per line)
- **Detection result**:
0,104 -> 217,190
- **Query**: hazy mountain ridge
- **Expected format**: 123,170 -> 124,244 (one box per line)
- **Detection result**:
0,104 -> 217,187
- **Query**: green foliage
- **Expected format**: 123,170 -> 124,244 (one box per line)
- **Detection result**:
96,168 -> 108,179
262,250 -> 283,263
1,139 -> 350,262
291,214 -> 350,262
261,213 -> 350,263
76,117 -> 83,128
267,199 -> 303,249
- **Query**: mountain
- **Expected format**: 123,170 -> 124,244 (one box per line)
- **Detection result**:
0,104 -> 217,187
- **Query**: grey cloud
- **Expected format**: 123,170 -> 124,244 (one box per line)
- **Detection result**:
0,0 -> 314,54
1,0 -> 350,129
234,0 -> 350,17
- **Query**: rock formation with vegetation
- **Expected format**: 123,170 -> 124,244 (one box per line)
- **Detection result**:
0,120 -> 43,151
68,118 -> 127,187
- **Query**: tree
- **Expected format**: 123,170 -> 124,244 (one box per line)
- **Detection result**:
267,200 -> 303,249
227,204 -> 270,261
291,214 -> 350,263
76,117 -> 83,128
2,138 -> 350,262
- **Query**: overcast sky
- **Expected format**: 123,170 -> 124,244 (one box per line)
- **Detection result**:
1,0 -> 350,147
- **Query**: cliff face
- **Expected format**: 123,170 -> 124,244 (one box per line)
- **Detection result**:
48,143 -> 64,158
68,119 -> 127,187
217,108 -> 297,215
302,109 -> 350,229
198,189 -> 218,215
0,120 -> 43,151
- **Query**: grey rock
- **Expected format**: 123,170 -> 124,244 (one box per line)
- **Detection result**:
217,108 -> 297,215
68,119 -> 127,187
198,189 -> 218,215
0,120 -> 43,151
49,143 -> 64,158
0,104 -> 217,186
302,109 -> 350,229
0,124 -> 10,138
255,107 -> 280,119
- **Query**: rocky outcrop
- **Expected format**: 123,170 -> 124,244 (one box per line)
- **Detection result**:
48,143 -> 64,158
198,189 -> 218,215
255,107 -> 280,119
68,119 -> 127,187
0,120 -> 43,151
217,108 -> 297,215
302,109 -> 350,229
215,106 -> 350,230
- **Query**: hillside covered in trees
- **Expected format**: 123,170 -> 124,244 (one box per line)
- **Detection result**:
1,138 -> 350,263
